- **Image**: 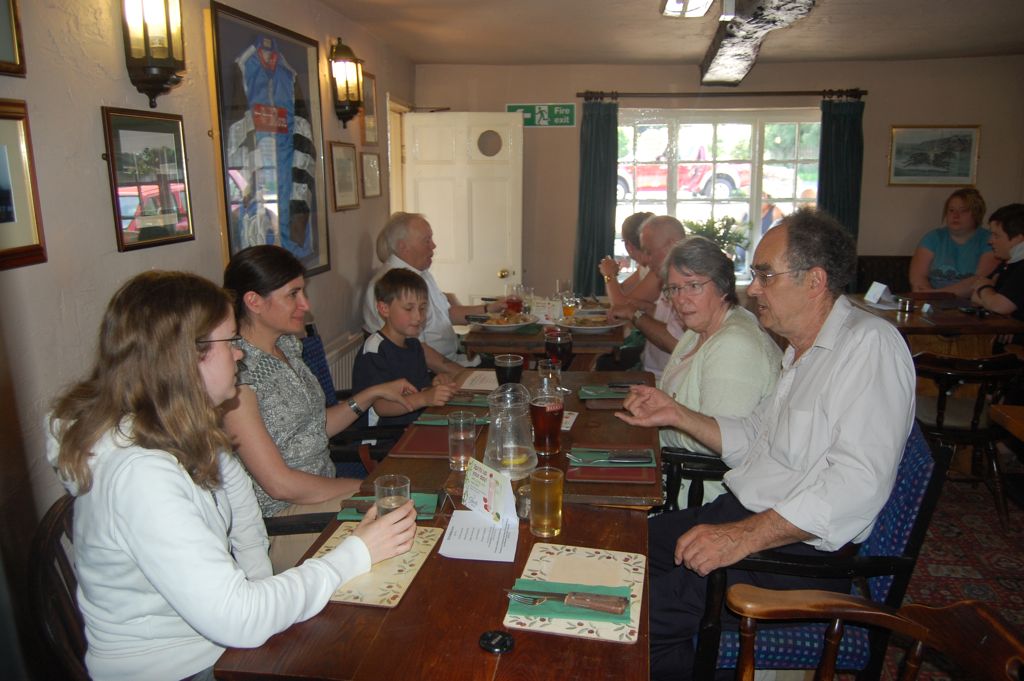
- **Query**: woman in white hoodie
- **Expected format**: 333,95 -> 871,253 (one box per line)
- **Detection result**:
47,271 -> 416,681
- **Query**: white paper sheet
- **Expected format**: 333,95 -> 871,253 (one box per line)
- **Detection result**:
438,459 -> 519,562
459,370 -> 499,392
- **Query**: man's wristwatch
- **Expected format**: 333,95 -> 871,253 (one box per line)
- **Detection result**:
632,308 -> 646,323
347,397 -> 364,416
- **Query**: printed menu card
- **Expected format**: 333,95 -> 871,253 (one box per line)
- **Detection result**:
439,458 -> 518,562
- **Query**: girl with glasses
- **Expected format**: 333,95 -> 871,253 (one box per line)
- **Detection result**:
47,271 -> 415,681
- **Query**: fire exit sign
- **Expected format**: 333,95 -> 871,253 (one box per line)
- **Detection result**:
506,103 -> 576,127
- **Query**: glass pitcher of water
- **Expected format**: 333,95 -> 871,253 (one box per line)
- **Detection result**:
482,383 -> 538,481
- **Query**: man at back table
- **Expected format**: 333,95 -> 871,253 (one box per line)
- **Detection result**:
617,208 -> 916,681
363,212 -> 505,376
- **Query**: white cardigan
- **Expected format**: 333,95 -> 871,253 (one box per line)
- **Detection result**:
46,422 -> 370,681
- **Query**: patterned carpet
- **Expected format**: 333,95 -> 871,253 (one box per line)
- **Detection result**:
881,478 -> 1024,679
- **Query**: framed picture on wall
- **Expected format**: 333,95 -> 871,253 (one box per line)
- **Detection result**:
360,152 -> 381,198
102,107 -> 194,252
360,72 -> 378,145
210,1 -> 330,275
0,99 -> 44,269
0,0 -> 25,77
888,125 -> 980,186
330,142 -> 359,210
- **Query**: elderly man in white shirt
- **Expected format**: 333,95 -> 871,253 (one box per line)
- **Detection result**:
607,215 -> 687,379
362,212 -> 504,375
617,208 -> 916,681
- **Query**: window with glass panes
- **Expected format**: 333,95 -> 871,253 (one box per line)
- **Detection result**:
615,109 -> 820,281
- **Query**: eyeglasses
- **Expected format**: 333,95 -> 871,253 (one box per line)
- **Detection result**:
196,335 -> 242,345
748,268 -> 806,287
662,280 -> 713,299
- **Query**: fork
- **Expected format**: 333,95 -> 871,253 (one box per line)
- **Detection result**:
507,592 -> 551,606
566,451 -> 651,465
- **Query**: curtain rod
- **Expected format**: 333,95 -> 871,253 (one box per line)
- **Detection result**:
576,88 -> 866,100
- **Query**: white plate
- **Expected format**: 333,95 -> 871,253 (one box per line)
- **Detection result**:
476,313 -> 539,332
556,317 -> 625,334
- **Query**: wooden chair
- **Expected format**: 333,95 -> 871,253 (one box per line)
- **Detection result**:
913,351 -> 1024,529
26,492 -> 330,681
661,446 -> 728,511
728,584 -> 1024,681
692,423 -> 952,681
28,494 -> 88,681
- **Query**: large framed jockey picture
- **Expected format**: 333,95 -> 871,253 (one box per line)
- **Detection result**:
210,2 -> 330,275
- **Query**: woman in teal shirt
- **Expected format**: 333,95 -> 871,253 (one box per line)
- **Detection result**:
910,188 -> 998,297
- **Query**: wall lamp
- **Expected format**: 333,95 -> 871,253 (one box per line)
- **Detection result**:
121,0 -> 185,108
329,37 -> 363,128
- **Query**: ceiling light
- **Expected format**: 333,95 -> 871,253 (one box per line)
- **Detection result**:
661,0 -> 715,18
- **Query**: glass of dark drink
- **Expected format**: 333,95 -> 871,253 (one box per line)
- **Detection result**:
544,330 -> 573,369
505,283 -> 525,314
530,393 -> 564,454
494,354 -> 524,385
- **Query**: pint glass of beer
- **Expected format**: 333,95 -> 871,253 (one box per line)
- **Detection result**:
530,392 -> 564,454
530,467 -> 563,538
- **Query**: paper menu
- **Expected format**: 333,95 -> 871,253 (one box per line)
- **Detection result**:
439,458 -> 519,562
459,370 -> 499,392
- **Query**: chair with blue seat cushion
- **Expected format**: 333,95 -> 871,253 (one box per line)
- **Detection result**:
728,584 -> 1024,681
299,324 -> 407,475
692,422 -> 952,681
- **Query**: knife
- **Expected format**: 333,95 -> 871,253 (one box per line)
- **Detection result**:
504,589 -> 628,614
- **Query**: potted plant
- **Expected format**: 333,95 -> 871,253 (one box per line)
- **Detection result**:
680,216 -> 748,257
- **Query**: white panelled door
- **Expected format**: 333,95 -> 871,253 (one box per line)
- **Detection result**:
402,112 -> 523,303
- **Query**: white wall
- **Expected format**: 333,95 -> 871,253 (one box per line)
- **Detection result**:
0,0 -> 413,516
415,57 -> 1024,289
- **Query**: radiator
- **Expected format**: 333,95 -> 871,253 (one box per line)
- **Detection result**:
324,332 -> 364,390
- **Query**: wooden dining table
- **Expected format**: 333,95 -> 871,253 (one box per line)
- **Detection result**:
215,502 -> 649,681
215,368 -> 659,681
462,322 -> 627,371
368,369 -> 663,508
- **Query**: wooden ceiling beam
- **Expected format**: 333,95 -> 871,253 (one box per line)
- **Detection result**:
700,0 -> 816,86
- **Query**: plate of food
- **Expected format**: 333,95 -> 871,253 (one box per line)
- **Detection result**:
556,316 -> 625,334
476,312 -> 539,332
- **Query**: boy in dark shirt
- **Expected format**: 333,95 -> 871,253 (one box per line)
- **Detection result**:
353,268 -> 457,427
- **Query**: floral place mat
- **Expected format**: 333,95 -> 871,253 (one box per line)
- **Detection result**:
503,543 -> 646,644
312,522 -> 442,608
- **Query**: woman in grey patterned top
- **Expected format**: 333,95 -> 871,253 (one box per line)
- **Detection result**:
222,246 -> 416,570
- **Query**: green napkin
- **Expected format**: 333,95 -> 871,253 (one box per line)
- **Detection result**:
570,447 -> 656,467
513,323 -> 543,335
446,394 -> 489,407
414,414 -> 489,426
506,579 -> 631,623
578,385 -> 629,400
336,493 -> 438,521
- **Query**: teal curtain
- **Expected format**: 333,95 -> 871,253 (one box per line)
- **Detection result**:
818,99 -> 864,240
573,100 -> 618,296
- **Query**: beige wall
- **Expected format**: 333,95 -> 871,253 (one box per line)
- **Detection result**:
0,0 -> 413,516
416,57 -> 1024,291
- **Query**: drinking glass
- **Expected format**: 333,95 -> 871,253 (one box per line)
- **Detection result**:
561,293 -> 579,318
447,411 -> 477,471
530,393 -> 564,455
537,358 -> 561,393
494,354 -> 524,385
530,467 -> 563,537
555,278 -> 573,298
374,474 -> 411,516
544,330 -> 573,369
505,283 -> 525,314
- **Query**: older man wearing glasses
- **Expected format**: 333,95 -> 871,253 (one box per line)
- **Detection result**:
618,208 -> 915,681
